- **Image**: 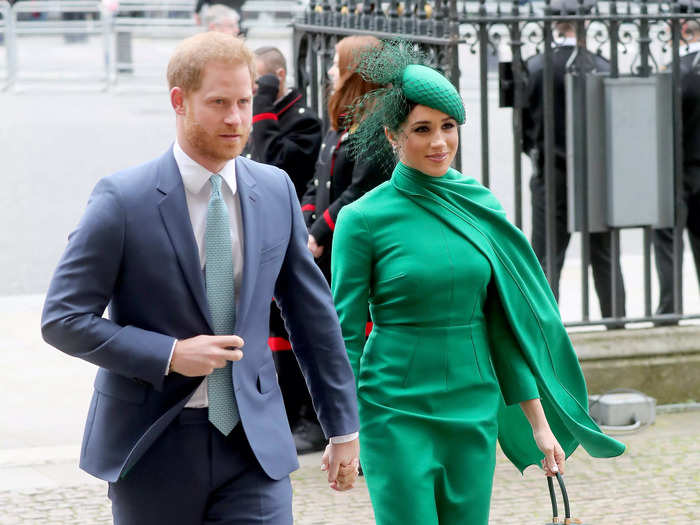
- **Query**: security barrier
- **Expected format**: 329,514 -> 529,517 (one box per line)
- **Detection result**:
0,0 -> 12,90
111,0 -> 198,89
11,0 -> 109,90
0,0 -> 198,91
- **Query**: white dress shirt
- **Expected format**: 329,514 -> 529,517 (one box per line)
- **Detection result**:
170,141 -> 245,408
166,143 -> 358,443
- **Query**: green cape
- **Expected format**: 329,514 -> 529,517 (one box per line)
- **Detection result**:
391,162 -> 625,472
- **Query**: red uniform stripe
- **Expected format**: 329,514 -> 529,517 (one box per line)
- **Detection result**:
301,204 -> 316,212
268,337 -> 292,351
365,322 -> 373,337
276,94 -> 303,117
323,209 -> 335,231
253,112 -> 278,124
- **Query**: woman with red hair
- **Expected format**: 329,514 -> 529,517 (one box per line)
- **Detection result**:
302,35 -> 388,269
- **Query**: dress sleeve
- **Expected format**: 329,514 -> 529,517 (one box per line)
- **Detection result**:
484,280 -> 540,406
331,205 -> 373,386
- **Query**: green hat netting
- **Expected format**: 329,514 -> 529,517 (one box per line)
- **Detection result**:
345,40 -> 465,173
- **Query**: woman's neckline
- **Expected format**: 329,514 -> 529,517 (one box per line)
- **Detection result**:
395,161 -> 449,180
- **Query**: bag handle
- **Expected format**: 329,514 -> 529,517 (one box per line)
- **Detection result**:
547,472 -> 580,524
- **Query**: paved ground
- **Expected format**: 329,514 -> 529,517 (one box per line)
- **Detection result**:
1,411 -> 698,524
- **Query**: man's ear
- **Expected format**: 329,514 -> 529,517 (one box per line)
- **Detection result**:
171,87 -> 186,115
277,68 -> 286,86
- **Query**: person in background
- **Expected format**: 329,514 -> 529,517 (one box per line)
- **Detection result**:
201,4 -> 241,36
298,35 -> 390,452
243,45 -> 324,452
522,0 -> 626,323
653,5 -> 700,318
246,46 -> 321,199
195,0 -> 244,29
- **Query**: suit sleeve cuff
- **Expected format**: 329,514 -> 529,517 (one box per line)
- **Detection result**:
329,432 -> 359,444
164,339 -> 177,376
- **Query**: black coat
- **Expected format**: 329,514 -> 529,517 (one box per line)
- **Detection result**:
522,45 -> 610,172
301,128 -> 390,279
244,88 -> 322,201
680,51 -> 700,195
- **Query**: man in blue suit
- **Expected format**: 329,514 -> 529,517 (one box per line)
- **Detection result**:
41,32 -> 360,524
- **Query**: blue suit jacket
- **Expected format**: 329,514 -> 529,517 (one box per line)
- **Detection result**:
41,149 -> 359,482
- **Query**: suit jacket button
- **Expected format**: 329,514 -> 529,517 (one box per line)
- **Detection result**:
311,213 -> 317,220
325,181 -> 331,189
314,179 -> 319,186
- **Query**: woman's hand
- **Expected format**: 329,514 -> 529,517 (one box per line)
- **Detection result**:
308,235 -> 324,258
519,398 -> 565,476
533,427 -> 565,477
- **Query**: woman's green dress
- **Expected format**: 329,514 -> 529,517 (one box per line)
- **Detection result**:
331,162 -> 625,525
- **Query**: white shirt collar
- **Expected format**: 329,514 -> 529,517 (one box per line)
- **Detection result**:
556,37 -> 578,47
173,140 -> 237,196
680,41 -> 700,57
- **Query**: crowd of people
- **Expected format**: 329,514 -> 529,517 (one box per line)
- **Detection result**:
37,2 -> 700,522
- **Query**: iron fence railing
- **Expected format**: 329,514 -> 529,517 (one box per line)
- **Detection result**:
293,0 -> 700,329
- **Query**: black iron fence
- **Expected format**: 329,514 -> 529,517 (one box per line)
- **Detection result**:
293,0 -> 700,329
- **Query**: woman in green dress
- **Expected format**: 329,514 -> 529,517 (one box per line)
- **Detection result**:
330,43 -> 625,525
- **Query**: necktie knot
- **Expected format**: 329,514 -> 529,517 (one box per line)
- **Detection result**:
210,174 -> 223,197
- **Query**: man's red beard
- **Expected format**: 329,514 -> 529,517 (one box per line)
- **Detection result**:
183,111 -> 250,164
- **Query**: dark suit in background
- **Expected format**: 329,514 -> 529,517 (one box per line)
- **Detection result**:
653,49 -> 700,314
523,43 -> 627,319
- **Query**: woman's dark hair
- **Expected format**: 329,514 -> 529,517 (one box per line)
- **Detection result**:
327,36 -> 383,130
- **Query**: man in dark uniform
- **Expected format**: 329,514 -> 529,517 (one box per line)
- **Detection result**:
246,46 -> 322,199
522,4 -> 627,320
653,12 -> 700,315
244,46 -> 325,452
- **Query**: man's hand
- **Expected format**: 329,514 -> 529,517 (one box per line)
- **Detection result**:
308,235 -> 324,258
170,335 -> 244,377
320,439 -> 360,491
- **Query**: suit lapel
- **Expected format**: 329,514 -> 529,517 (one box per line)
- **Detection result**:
156,149 -> 214,333
235,157 -> 261,330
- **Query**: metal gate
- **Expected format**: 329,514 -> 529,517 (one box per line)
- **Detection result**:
294,0 -> 700,328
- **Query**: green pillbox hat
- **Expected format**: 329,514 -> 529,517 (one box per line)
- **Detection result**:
401,64 -> 466,124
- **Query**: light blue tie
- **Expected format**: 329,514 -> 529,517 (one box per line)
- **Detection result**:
205,174 -> 239,436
